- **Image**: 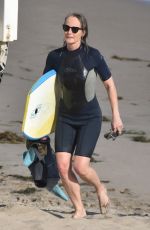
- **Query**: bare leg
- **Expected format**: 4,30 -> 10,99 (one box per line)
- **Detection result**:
73,156 -> 110,214
56,152 -> 86,218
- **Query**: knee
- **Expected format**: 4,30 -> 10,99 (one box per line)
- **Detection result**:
73,163 -> 87,178
56,162 -> 69,180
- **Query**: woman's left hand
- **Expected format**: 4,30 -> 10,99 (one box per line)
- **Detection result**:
111,115 -> 124,135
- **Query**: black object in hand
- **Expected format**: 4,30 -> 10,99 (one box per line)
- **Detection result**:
104,130 -> 119,141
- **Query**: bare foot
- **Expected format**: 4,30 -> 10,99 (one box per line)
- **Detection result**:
98,184 -> 110,214
72,209 -> 87,219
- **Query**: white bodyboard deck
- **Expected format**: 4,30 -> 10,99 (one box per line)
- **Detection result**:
22,70 -> 57,140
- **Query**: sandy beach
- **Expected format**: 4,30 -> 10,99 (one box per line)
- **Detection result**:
0,0 -> 150,229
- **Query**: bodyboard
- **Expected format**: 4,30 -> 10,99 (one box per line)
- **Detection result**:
22,70 -> 57,140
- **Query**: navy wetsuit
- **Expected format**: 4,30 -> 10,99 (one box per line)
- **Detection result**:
43,44 -> 111,157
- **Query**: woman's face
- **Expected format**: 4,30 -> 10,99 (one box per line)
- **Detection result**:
63,16 -> 85,49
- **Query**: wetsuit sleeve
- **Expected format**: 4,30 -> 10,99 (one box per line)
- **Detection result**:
94,49 -> 111,81
43,52 -> 55,74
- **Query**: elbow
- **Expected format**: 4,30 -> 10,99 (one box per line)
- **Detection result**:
103,76 -> 114,90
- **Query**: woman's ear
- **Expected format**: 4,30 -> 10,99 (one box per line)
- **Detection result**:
82,30 -> 86,37
81,30 -> 86,41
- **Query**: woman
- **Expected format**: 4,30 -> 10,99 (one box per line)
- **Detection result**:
43,13 -> 123,219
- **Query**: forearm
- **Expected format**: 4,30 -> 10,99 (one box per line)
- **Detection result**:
106,80 -> 120,117
104,77 -> 118,113
103,77 -> 123,132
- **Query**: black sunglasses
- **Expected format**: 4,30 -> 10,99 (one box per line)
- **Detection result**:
62,24 -> 83,34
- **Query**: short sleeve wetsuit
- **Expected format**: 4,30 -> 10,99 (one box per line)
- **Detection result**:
43,44 -> 111,157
